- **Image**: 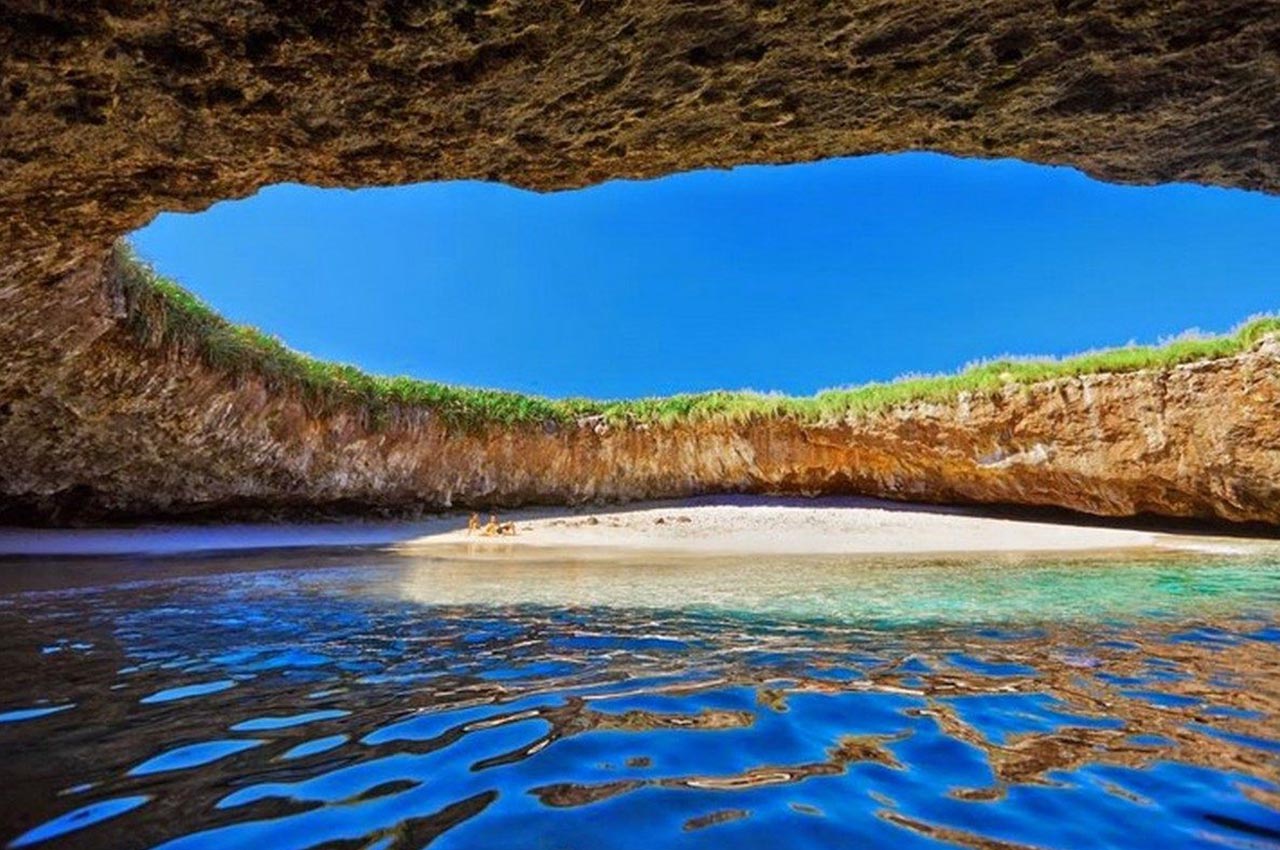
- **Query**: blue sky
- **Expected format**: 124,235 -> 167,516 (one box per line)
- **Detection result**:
131,153 -> 1280,398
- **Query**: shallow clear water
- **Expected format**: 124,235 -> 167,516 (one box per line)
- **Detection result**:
1,549 -> 1278,849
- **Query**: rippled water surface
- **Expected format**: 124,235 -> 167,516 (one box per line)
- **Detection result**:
1,548 -> 1279,849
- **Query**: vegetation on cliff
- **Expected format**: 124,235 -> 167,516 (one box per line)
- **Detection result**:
115,243 -> 1279,431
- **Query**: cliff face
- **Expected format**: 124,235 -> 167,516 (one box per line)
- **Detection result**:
5,0 -> 1280,278
2,2 -> 1279,525
2,254 -> 1277,525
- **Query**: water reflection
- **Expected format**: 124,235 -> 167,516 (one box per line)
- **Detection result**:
0,550 -> 1277,849
390,550 -> 1280,624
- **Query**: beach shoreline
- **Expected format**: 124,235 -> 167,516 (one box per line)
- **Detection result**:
391,495 -> 1271,559
1,495 -> 1271,559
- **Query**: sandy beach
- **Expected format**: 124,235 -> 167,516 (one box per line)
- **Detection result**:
0,495 -> 1269,559
395,495 -> 1267,558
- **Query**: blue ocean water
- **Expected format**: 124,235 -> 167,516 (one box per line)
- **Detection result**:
0,549 -> 1277,849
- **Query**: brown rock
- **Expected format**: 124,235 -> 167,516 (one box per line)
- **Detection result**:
1,2 -> 1278,525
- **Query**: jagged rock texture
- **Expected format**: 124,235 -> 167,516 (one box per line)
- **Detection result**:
1,1 -> 1278,523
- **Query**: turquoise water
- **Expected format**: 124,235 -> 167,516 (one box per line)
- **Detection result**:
1,549 -> 1278,848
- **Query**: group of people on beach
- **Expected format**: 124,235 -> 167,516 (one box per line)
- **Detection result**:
466,513 -> 517,536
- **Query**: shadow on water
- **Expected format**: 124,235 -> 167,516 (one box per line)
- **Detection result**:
0,548 -> 1278,849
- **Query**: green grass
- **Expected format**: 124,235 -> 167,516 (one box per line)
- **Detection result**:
113,241 -> 1280,431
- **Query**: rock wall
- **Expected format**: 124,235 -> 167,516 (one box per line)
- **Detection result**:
5,0 -> 1280,277
2,252 -> 1277,525
1,1 -> 1279,524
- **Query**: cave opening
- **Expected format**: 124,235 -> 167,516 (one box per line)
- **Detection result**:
128,153 -> 1280,401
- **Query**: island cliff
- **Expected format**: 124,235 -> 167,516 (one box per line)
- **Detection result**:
2,1 -> 1278,524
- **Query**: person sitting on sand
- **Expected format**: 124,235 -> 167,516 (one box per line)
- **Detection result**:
482,514 -> 500,536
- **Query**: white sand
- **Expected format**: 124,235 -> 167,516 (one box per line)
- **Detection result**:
1,495 -> 1268,558
393,495 -> 1262,558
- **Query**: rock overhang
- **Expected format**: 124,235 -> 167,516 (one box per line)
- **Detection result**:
1,1 -> 1279,524
4,0 -> 1279,274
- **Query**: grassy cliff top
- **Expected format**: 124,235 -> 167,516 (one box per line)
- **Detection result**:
115,243 -> 1279,430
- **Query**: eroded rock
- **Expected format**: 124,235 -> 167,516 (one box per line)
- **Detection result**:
1,2 -> 1278,524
